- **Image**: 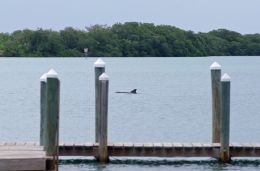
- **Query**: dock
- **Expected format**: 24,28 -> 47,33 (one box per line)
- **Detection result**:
58,143 -> 260,158
1,142 -> 260,162
1,59 -> 260,170
0,143 -> 51,171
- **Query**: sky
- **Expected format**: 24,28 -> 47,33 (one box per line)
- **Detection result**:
0,0 -> 260,34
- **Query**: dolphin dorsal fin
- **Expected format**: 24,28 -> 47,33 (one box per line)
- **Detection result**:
130,89 -> 137,94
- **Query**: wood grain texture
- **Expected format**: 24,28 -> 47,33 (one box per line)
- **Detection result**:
211,69 -> 221,143
0,145 -> 48,171
95,67 -> 105,143
58,143 -> 260,158
0,158 -> 46,171
98,79 -> 109,163
40,81 -> 47,146
44,77 -> 60,157
220,80 -> 231,162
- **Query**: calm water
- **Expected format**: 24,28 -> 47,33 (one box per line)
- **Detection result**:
0,56 -> 260,170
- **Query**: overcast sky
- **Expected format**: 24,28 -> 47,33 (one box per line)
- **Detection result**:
1,0 -> 260,34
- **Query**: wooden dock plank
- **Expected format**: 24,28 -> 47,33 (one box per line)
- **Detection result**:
0,144 -> 48,171
0,151 -> 46,158
58,143 -> 260,158
0,145 -> 44,151
59,143 -> 97,156
0,158 -> 46,171
3,141 -> 260,170
59,143 -> 218,157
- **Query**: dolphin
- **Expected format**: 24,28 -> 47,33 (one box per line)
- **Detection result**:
115,89 -> 137,94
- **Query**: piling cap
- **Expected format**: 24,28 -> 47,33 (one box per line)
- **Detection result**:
40,73 -> 47,82
94,58 -> 105,68
210,62 -> 221,70
221,73 -> 231,82
99,73 -> 109,81
46,69 -> 58,78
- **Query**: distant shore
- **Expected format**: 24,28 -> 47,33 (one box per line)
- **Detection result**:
1,22 -> 260,57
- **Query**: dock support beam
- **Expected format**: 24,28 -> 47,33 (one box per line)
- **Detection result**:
40,73 -> 47,146
94,58 -> 105,143
220,73 -> 231,162
210,62 -> 221,143
98,73 -> 109,163
43,69 -> 60,170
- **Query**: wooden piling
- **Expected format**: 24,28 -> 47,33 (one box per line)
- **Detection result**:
220,73 -> 231,162
210,62 -> 221,143
94,58 -> 105,143
43,69 -> 60,170
40,73 -> 47,146
98,73 -> 109,163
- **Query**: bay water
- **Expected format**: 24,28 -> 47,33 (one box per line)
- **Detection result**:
0,56 -> 260,170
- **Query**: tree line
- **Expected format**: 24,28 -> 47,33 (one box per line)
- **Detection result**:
0,22 -> 260,57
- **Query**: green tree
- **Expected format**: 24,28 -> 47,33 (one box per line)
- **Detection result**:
1,22 -> 260,57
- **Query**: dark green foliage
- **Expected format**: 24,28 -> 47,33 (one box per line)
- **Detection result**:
0,22 -> 260,57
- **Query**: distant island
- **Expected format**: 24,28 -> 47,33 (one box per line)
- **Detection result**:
0,22 -> 260,57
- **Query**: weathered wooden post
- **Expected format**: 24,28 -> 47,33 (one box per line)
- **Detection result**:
98,73 -> 109,163
40,73 -> 47,146
210,62 -> 221,143
94,58 -> 105,143
43,69 -> 60,170
220,73 -> 231,162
